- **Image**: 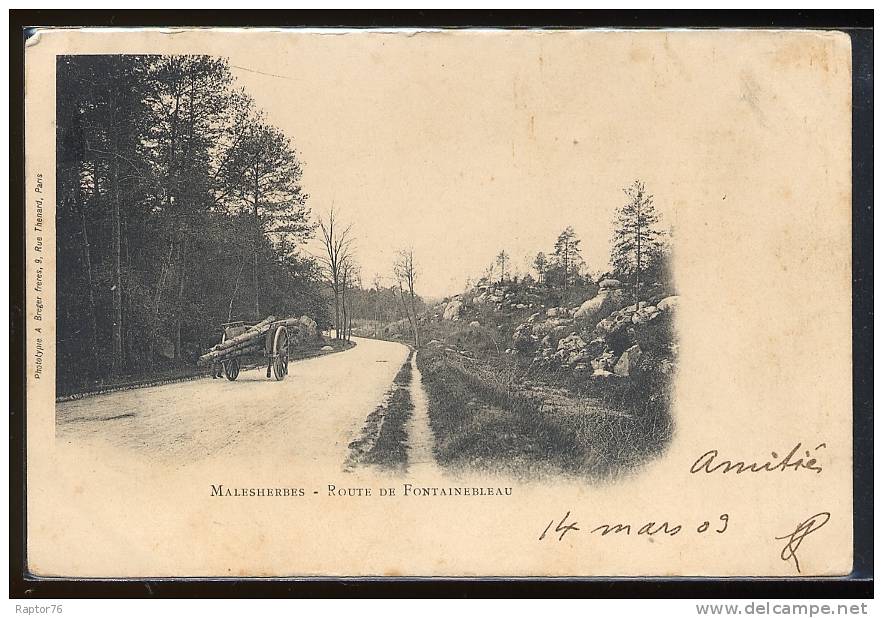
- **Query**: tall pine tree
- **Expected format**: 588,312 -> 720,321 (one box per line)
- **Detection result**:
611,180 -> 665,301
551,226 -> 582,293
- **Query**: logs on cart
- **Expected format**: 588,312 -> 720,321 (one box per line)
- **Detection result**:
197,315 -> 305,366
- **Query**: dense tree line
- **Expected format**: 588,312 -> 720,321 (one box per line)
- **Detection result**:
342,278 -> 428,338
57,55 -> 328,391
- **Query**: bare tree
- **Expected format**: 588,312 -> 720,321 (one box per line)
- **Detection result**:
393,249 -> 420,349
340,256 -> 350,342
344,261 -> 361,341
372,274 -> 383,338
339,256 -> 361,343
317,207 -> 354,339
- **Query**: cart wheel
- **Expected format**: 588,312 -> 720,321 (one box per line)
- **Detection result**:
219,331 -> 240,381
272,326 -> 289,381
223,357 -> 240,381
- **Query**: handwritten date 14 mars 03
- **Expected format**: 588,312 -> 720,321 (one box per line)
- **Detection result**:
539,511 -> 730,542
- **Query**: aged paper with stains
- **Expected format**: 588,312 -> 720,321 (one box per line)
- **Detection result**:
25,28 -> 852,577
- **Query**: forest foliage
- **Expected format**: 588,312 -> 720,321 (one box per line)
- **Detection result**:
56,55 -> 328,391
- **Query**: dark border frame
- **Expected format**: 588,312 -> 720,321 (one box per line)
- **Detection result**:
9,9 -> 873,599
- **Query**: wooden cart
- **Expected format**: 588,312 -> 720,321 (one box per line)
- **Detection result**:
204,318 -> 291,382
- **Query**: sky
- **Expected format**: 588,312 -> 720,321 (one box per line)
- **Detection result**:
223,31 -> 693,297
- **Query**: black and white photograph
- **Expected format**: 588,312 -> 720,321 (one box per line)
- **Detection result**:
19,25 -> 859,581
54,52 -> 678,481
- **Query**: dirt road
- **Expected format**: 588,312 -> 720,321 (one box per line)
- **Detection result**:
56,337 -> 411,469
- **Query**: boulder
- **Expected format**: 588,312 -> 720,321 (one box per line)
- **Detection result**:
547,325 -> 571,344
657,295 -> 680,313
594,304 -> 636,335
298,315 -> 319,340
443,299 -> 464,321
531,322 -> 549,337
591,350 -> 617,374
613,344 -> 643,377
574,287 -> 627,323
548,306 -> 574,318
469,320 -> 481,328
598,278 -> 622,290
631,305 -> 661,325
584,336 -> 607,359
512,323 -> 535,351
320,345 -> 334,352
554,333 -> 589,366
556,333 -> 586,353
633,309 -> 676,356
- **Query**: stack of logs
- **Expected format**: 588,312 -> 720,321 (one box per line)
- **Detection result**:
197,316 -> 302,366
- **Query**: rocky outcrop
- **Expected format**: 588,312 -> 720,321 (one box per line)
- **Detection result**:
546,307 -> 570,318
574,278 -> 627,323
512,291 -> 678,383
443,299 -> 464,321
462,282 -> 542,316
510,309 -> 580,357
613,344 -> 642,377
553,333 -> 590,366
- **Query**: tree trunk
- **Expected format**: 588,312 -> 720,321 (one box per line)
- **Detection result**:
408,280 -> 419,349
340,270 -> 348,342
77,191 -> 100,380
333,281 -> 340,340
110,130 -> 124,376
228,258 -> 245,321
397,281 -> 416,349
167,87 -> 180,207
174,234 -> 188,360
635,196 -> 642,302
151,240 -> 174,362
393,290 -> 405,324
252,161 -> 261,320
348,305 -> 353,341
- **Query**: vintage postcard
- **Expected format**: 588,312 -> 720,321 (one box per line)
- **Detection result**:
24,27 -> 853,578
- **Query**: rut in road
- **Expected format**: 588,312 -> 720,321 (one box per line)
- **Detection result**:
404,351 -> 439,475
345,347 -> 441,475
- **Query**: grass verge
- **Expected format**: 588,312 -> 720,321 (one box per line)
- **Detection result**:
416,344 -> 673,480
347,352 -> 414,471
